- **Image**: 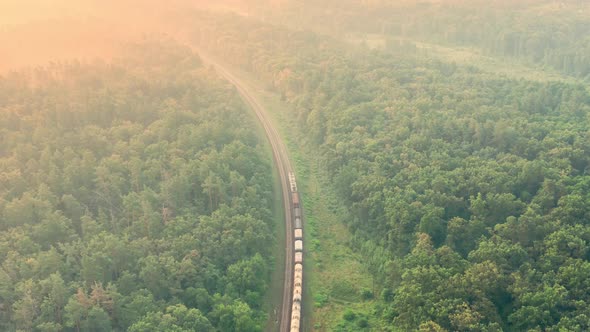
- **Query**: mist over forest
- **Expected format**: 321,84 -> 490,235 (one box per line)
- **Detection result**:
1,1 -> 590,331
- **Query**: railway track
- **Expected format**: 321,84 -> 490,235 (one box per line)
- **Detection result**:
197,51 -> 298,331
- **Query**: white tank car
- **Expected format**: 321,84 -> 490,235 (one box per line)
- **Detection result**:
294,228 -> 303,240
295,240 -> 303,252
295,252 -> 303,264
293,285 -> 302,302
294,269 -> 303,286
291,308 -> 300,324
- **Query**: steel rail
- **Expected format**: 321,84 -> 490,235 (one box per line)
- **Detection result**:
198,51 -> 297,332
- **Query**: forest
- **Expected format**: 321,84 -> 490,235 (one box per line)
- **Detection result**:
255,0 -> 590,80
0,40 -> 275,331
2,1 -> 590,331
191,8 -> 590,331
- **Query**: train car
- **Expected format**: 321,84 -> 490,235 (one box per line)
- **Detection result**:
291,307 -> 300,322
290,172 -> 303,332
295,263 -> 303,273
295,252 -> 303,264
294,228 -> 303,240
294,262 -> 303,288
291,286 -> 302,331
292,192 -> 300,208
295,240 -> 303,252
293,292 -> 301,311
294,267 -> 302,281
289,172 -> 297,192
293,280 -> 302,302
291,310 -> 300,329
293,279 -> 302,299
290,309 -> 300,332
294,216 -> 302,229
294,266 -> 303,280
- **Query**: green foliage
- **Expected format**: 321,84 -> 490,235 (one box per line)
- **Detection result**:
330,279 -> 358,302
343,309 -> 356,321
129,304 -> 214,332
314,292 -> 329,308
0,40 -> 275,330
336,309 -> 371,332
193,10 -> 590,331
264,1 -> 590,79
359,288 -> 373,301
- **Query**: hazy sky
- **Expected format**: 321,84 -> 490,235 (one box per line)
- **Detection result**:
0,0 -> 191,72
0,0 -> 268,72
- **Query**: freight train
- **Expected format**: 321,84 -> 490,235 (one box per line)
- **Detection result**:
289,172 -> 303,332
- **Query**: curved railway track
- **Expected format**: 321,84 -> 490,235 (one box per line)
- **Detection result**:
197,51 -> 299,331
